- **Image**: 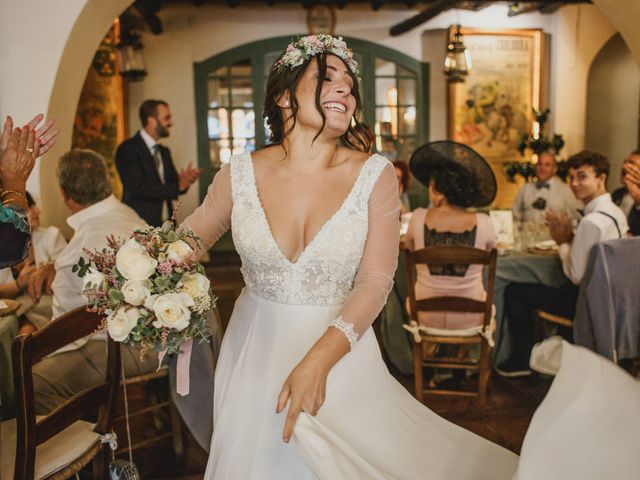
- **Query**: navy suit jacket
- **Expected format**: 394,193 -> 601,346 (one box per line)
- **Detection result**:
115,132 -> 183,226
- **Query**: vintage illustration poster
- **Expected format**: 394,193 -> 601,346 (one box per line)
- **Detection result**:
449,29 -> 542,207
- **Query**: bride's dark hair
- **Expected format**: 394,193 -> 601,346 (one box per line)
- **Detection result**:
264,52 -> 371,153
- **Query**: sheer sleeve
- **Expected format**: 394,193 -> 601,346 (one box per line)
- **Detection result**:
328,164 -> 400,347
180,164 -> 232,258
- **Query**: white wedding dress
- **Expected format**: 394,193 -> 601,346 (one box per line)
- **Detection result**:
183,152 -> 518,479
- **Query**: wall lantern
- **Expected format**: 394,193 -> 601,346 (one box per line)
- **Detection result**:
116,31 -> 147,82
444,25 -> 472,83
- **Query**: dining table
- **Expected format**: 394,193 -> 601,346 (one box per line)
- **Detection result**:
378,247 -> 570,373
491,250 -> 569,365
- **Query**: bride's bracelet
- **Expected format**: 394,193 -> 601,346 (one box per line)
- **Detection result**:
328,316 -> 358,351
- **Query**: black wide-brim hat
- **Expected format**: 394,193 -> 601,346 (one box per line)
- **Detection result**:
409,140 -> 497,207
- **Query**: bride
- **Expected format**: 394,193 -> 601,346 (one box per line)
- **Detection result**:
182,35 -> 518,479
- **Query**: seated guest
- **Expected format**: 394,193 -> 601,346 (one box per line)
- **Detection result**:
24,191 -> 67,267
405,141 -> 497,331
610,153 -> 636,214
0,192 -> 67,333
0,114 -> 58,267
512,150 -> 580,223
27,149 -> 157,414
393,160 -> 412,214
619,151 -> 640,236
498,150 -> 628,377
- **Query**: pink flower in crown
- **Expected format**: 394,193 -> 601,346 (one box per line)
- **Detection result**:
157,261 -> 174,276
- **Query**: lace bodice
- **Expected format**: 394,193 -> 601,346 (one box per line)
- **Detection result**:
182,150 -> 400,340
230,152 -> 388,306
424,225 -> 477,277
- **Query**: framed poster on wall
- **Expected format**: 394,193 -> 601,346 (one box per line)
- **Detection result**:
448,28 -> 543,208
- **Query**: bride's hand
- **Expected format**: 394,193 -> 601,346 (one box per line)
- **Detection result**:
276,356 -> 329,443
276,327 -> 351,443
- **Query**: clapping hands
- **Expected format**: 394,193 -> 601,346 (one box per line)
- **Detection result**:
545,209 -> 574,245
0,114 -> 59,192
623,157 -> 640,187
623,157 -> 640,204
179,162 -> 203,191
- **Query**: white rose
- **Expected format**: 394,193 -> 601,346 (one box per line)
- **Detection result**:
82,267 -> 106,290
121,280 -> 151,306
152,292 -> 194,331
178,272 -> 210,299
144,294 -> 158,311
106,307 -> 141,342
116,238 -> 158,281
166,240 -> 193,263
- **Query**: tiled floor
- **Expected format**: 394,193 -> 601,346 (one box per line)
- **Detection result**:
117,254 -> 551,479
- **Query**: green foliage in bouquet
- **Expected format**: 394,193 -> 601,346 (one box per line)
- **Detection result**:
73,219 -> 214,356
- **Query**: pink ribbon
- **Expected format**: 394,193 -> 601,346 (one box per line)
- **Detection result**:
157,337 -> 193,396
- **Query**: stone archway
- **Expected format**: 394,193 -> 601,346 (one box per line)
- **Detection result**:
585,33 -> 640,186
592,0 -> 640,67
41,0 -> 132,235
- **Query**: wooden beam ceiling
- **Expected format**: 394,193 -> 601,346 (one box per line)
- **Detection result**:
390,0 -> 593,36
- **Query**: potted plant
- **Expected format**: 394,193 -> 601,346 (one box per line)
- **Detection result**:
504,108 -> 567,181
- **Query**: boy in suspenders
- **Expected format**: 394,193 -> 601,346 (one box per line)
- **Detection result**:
498,151 -> 629,377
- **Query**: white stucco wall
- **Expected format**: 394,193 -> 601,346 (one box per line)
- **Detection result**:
0,0 -> 638,233
129,2 -> 617,219
0,0 -> 131,237
586,34 -> 640,188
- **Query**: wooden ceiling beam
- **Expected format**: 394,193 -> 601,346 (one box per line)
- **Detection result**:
390,0 -> 458,37
507,1 -> 542,16
456,1 -> 494,11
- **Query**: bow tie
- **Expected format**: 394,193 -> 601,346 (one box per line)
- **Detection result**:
535,182 -> 550,190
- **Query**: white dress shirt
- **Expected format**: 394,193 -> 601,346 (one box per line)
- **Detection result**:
51,195 -> 144,352
140,128 -> 168,221
32,226 -> 67,266
512,176 -> 581,223
558,193 -> 629,285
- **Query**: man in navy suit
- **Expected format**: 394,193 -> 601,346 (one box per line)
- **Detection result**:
115,99 -> 201,226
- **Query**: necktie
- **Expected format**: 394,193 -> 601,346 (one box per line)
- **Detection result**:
535,182 -> 550,190
153,145 -> 165,184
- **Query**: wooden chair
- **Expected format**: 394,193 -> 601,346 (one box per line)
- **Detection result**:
0,306 -> 120,480
404,246 -> 497,406
115,366 -> 184,461
533,310 -> 573,346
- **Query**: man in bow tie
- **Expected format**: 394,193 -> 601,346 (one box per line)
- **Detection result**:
512,150 -> 581,223
116,99 -> 202,226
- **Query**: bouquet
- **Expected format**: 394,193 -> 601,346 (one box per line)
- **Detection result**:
73,220 -> 214,394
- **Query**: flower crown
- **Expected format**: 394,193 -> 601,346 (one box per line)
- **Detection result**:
274,35 -> 359,77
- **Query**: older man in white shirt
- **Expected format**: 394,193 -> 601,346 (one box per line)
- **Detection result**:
28,149 -> 157,413
512,151 -> 581,223
498,151 -> 628,377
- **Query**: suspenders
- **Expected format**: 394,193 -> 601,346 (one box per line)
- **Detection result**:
595,211 -> 622,238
